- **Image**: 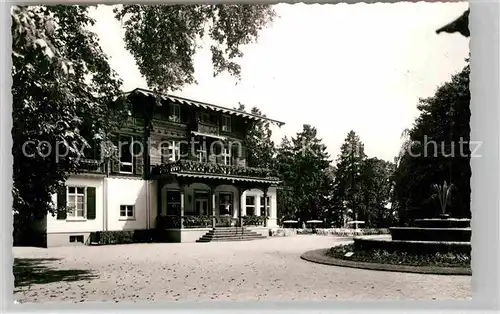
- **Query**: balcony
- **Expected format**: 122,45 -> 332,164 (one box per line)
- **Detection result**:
150,159 -> 280,183
196,121 -> 219,136
79,158 -> 105,174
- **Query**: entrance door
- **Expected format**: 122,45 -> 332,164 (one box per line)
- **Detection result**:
195,199 -> 209,215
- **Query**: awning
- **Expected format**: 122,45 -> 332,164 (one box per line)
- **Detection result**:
191,131 -> 227,141
128,88 -> 285,127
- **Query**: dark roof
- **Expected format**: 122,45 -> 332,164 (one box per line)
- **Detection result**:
126,88 -> 285,127
436,9 -> 470,37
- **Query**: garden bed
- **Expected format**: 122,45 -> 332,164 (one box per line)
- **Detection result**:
301,248 -> 471,275
327,244 -> 470,268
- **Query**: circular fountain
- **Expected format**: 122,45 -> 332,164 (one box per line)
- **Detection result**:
353,217 -> 471,254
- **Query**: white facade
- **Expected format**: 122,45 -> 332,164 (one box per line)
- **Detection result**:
46,175 -> 278,246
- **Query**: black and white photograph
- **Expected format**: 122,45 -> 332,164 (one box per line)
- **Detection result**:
11,2 -> 472,303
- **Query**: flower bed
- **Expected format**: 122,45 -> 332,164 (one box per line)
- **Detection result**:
183,215 -> 213,228
270,228 -> 390,237
243,215 -> 266,226
151,160 -> 280,180
327,244 -> 470,268
315,228 -> 390,237
270,228 -> 297,237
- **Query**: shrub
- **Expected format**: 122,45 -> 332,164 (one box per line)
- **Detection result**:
90,230 -> 154,245
243,215 -> 267,226
183,215 -> 213,228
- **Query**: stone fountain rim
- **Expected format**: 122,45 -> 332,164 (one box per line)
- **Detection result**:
389,227 -> 472,231
414,218 -> 471,221
353,236 -> 471,245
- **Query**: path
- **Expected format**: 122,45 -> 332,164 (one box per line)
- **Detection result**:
13,236 -> 471,303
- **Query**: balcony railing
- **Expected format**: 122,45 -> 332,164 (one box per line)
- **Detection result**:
151,159 -> 280,181
79,158 -> 105,174
197,121 -> 219,135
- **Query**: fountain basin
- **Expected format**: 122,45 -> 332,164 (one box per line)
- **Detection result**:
390,227 -> 471,242
414,218 -> 470,229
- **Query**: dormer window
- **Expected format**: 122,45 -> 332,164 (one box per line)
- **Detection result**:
169,103 -> 181,123
222,115 -> 231,132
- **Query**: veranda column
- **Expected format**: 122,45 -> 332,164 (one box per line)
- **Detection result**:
157,179 -> 162,217
263,187 -> 268,227
237,187 -> 243,227
180,184 -> 185,229
256,196 -> 261,216
211,186 -> 216,228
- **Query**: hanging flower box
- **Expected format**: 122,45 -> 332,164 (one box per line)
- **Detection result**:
151,160 -> 280,181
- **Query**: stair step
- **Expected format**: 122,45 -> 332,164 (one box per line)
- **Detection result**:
196,237 -> 266,243
199,234 -> 265,239
196,227 -> 267,243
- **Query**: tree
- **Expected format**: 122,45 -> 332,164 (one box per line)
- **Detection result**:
12,6 -> 128,244
392,62 -> 470,223
279,125 -> 333,224
332,131 -> 367,225
360,157 -> 395,227
114,4 -> 276,91
275,136 -> 295,221
12,4 -> 276,242
235,104 -> 275,169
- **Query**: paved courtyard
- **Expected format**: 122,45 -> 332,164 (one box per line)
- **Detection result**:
13,236 -> 471,303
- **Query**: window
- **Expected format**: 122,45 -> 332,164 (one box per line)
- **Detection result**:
69,235 -> 84,243
169,103 -> 181,123
162,141 -> 181,162
194,191 -> 209,215
198,112 -> 210,123
119,135 -> 133,173
67,186 -> 86,219
166,190 -> 181,215
245,196 -> 256,216
219,192 -> 233,216
260,196 -> 270,217
197,142 -> 207,162
120,205 -> 135,219
222,115 -> 231,132
222,147 -> 231,166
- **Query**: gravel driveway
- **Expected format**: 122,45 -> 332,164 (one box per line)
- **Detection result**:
13,236 -> 471,303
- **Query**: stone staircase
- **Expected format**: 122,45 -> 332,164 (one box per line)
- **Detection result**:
196,227 -> 267,243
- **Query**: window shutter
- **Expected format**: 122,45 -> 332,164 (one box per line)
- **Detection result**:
56,186 -> 67,220
111,137 -> 120,173
180,141 -> 189,160
133,136 -> 144,176
87,187 -> 96,220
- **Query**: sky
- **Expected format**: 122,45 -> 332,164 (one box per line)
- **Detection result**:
89,3 -> 469,164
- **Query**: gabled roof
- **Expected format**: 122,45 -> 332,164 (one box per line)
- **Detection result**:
436,9 -> 469,37
126,88 -> 285,127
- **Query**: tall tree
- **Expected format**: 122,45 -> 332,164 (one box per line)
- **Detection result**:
12,4 -> 276,241
360,157 -> 396,227
333,131 -> 367,225
114,4 -> 276,91
236,104 -> 275,169
286,125 -> 333,224
275,136 -> 295,221
12,5 -> 127,240
392,62 -> 470,222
